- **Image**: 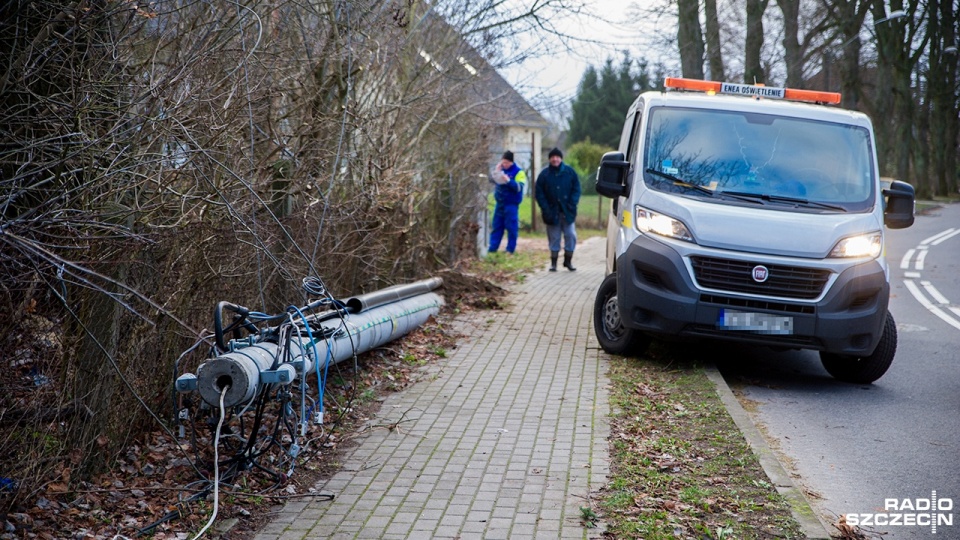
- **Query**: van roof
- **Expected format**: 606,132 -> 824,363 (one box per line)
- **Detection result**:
665,77 -> 841,104
634,89 -> 873,129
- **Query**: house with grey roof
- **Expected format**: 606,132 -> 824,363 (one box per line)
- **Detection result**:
414,12 -> 551,254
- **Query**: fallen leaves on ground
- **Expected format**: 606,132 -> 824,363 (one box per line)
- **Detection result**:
832,515 -> 872,540
1,269 -> 509,539
600,347 -> 805,539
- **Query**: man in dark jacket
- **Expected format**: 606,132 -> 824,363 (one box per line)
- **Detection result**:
489,150 -> 526,254
535,147 -> 580,271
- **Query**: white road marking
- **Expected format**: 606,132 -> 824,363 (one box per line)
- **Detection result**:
900,249 -> 915,270
901,229 -> 959,331
921,281 -> 950,305
931,229 -> 960,246
903,280 -> 960,331
897,323 -> 929,332
921,228 -> 956,245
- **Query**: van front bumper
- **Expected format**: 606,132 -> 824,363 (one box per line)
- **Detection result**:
616,235 -> 889,355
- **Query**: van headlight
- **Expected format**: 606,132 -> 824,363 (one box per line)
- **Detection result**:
829,232 -> 882,258
634,206 -> 694,242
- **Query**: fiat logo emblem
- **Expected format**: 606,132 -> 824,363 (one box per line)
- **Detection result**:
752,265 -> 769,283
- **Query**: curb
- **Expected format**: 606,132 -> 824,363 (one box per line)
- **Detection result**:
704,366 -> 833,540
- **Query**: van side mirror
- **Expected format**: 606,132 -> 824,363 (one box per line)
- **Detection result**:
595,152 -> 630,198
882,179 -> 915,229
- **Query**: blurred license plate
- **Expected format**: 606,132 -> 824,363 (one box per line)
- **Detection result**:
718,310 -> 793,335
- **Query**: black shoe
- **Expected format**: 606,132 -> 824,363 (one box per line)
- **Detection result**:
549,251 -> 558,272
563,251 -> 576,271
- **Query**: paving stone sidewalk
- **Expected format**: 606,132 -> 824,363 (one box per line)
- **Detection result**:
253,237 -> 610,540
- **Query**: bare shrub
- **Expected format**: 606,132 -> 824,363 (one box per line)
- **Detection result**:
0,0 -> 596,509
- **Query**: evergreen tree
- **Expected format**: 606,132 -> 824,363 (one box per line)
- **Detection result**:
568,66 -> 601,145
567,54 -> 658,148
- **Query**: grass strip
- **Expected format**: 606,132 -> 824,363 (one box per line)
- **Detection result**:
600,344 -> 805,539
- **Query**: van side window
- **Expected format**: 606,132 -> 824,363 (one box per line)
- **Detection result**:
618,112 -> 635,155
627,111 -> 643,163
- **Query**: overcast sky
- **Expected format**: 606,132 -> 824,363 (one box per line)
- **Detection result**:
498,0 -> 676,126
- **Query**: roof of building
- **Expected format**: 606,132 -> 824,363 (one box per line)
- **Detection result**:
416,11 -> 549,131
471,66 -> 551,129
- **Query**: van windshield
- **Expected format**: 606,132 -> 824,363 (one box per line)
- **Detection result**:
643,106 -> 876,212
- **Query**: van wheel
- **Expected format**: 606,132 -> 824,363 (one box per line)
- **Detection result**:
593,273 -> 650,356
820,312 -> 897,384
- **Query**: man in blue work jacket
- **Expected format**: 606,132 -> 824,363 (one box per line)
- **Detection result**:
535,147 -> 580,271
489,150 -> 526,254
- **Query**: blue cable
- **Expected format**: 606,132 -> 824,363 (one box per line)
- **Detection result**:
318,337 -> 333,422
289,305 -> 332,424
314,300 -> 350,421
291,298 -> 352,424
288,306 -> 318,428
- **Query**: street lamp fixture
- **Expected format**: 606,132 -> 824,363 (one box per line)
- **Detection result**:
827,9 -> 909,94
874,10 -> 906,26
838,10 -> 908,48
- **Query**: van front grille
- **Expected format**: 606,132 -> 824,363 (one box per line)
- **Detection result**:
700,294 -> 816,315
691,256 -> 829,300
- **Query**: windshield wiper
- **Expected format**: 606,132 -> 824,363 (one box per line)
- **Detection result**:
644,168 -> 715,197
720,191 -> 847,211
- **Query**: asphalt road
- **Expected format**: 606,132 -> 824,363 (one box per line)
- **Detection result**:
717,202 -> 960,539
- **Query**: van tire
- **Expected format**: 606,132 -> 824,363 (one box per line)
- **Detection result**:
594,273 -> 650,356
820,311 -> 897,384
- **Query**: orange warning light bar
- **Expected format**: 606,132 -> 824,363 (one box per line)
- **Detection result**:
783,88 -> 842,104
664,77 -> 841,105
665,77 -> 721,93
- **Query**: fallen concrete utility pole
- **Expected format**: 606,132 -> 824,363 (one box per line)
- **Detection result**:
151,278 -> 445,536
175,277 -> 444,409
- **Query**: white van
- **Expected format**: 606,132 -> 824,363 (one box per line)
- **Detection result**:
593,77 -> 916,384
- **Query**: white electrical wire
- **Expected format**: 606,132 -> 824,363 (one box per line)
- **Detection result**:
191,385 -> 228,540
284,312 -> 308,435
